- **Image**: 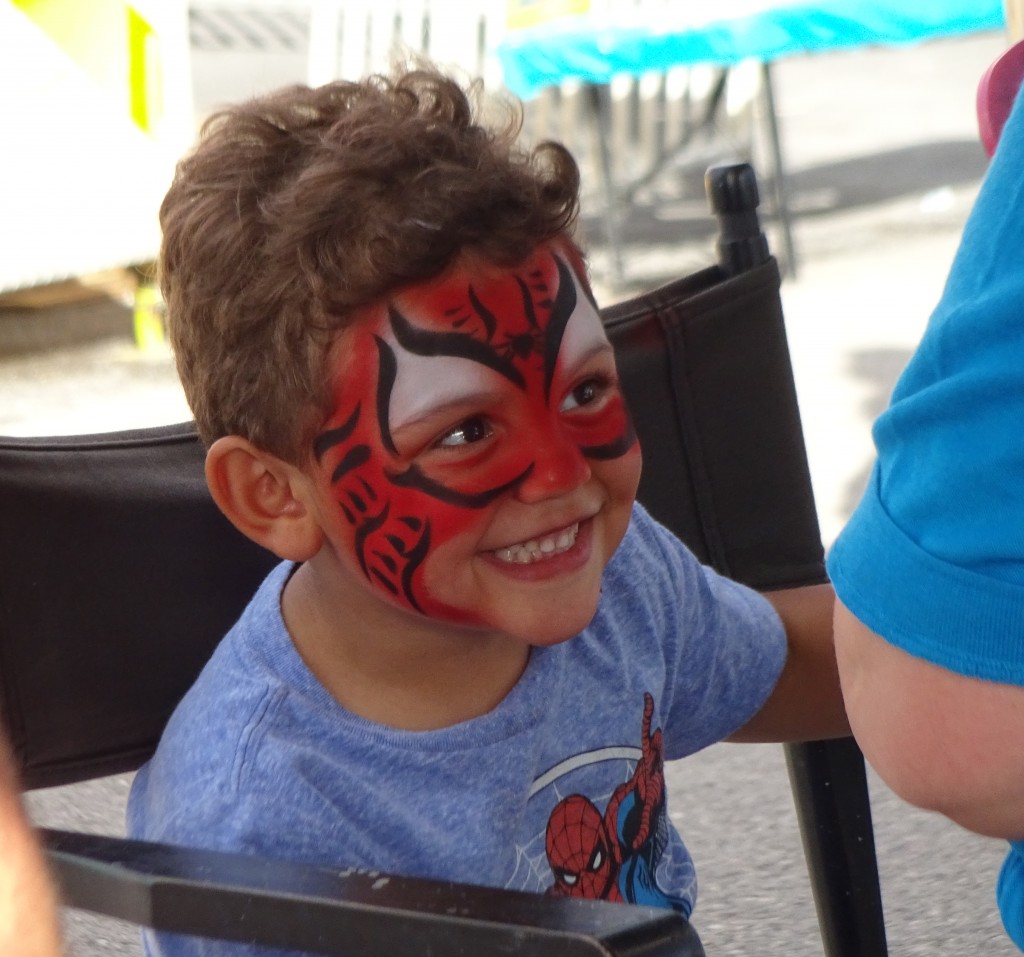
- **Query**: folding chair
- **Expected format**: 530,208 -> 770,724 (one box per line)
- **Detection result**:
602,163 -> 886,957
0,163 -> 885,956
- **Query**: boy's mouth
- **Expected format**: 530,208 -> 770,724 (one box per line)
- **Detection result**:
490,522 -> 580,565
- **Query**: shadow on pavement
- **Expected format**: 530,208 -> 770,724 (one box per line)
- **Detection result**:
788,139 -> 988,214
581,138 -> 987,279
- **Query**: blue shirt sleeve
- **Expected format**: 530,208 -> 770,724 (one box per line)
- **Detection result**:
827,82 -> 1024,686
616,503 -> 787,755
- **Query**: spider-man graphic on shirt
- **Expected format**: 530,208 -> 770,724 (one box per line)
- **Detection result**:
544,693 -> 687,910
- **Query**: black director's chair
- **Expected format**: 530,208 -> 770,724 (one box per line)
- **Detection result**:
0,164 -> 885,956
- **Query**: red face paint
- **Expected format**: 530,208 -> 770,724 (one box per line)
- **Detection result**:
311,243 -> 639,629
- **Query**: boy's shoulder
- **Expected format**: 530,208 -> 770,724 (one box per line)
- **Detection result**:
591,502 -> 709,652
128,564 -> 308,826
602,501 -> 784,668
604,501 -> 703,594
175,560 -> 298,722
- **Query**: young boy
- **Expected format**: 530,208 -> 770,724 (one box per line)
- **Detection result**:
128,65 -> 845,955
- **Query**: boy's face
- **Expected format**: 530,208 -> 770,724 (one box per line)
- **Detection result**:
308,241 -> 641,646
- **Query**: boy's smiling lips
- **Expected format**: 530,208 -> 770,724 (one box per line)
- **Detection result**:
489,521 -> 580,564
481,513 -> 597,575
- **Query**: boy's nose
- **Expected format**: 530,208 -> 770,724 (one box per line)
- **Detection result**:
515,421 -> 591,504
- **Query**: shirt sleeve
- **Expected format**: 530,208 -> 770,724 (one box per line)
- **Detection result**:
827,83 -> 1024,685
616,503 -> 787,758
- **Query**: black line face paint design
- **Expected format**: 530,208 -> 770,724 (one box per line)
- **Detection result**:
541,257 -> 578,402
374,336 -> 399,454
353,503 -> 390,576
313,403 -> 361,462
347,498 -> 432,612
387,462 -> 536,508
309,247 -> 638,621
374,253 -> 630,509
313,402 -> 433,611
399,521 -> 431,613
388,304 -> 526,389
467,285 -> 497,339
579,419 -> 638,461
330,445 -> 371,485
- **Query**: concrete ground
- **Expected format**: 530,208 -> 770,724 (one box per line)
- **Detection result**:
4,27 -> 1019,957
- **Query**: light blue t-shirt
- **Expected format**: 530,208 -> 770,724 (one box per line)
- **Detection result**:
128,501 -> 785,956
827,83 -> 1024,951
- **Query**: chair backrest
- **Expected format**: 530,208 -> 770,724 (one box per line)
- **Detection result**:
0,425 -> 277,789
604,255 -> 824,592
604,166 -> 886,957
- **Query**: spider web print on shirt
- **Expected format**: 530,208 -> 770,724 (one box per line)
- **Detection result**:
507,755 -> 637,892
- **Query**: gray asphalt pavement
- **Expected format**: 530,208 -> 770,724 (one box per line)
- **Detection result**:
6,27 -> 1020,957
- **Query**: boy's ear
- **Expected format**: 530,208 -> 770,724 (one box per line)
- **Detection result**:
205,436 -> 323,562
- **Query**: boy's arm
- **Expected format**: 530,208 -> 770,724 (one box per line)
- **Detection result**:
0,728 -> 63,957
834,600 -> 1024,840
727,582 -> 850,743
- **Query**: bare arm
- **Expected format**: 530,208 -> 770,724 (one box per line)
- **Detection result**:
834,599 -> 1024,840
0,730 -> 62,957
728,582 -> 850,743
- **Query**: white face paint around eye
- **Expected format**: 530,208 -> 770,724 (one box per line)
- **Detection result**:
551,274 -> 612,382
383,265 -> 612,438
386,350 -> 502,436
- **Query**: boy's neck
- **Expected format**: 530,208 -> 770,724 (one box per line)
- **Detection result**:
281,562 -> 531,732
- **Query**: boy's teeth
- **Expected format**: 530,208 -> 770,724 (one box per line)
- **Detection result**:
493,523 -> 579,564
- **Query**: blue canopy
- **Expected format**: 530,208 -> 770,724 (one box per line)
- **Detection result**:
498,0 -> 1006,97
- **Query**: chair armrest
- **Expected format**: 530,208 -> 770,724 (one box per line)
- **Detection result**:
40,829 -> 704,957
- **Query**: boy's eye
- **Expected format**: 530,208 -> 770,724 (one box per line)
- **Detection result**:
434,416 -> 493,449
560,375 -> 611,413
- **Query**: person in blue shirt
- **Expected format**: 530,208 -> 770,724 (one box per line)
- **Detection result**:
828,72 -> 1024,953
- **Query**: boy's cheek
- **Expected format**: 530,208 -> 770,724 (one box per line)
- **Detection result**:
573,399 -> 636,457
342,505 -> 491,625
312,398 -> 497,570
401,446 -> 535,503
317,461 -> 492,616
404,396 -> 636,499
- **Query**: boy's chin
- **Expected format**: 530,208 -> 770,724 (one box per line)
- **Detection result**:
477,596 -> 601,649
412,570 -> 604,647
526,607 -> 599,647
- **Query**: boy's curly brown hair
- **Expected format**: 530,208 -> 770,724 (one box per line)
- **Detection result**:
159,66 -> 583,464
